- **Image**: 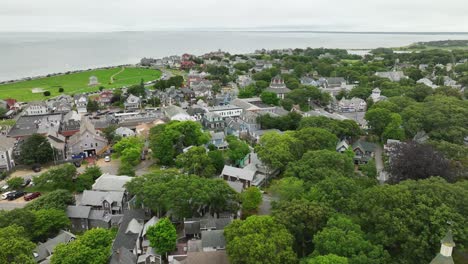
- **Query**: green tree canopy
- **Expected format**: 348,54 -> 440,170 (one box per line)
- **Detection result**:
226,135 -> 250,164
32,209 -> 70,242
224,215 -> 297,264
270,177 -> 305,201
147,217 -> 177,256
0,225 -> 36,264
305,254 -> 349,264
260,91 -> 280,105
175,146 -> 216,177
255,131 -> 303,172
33,164 -> 77,191
292,127 -> 338,152
240,187 -> 262,213
25,189 -> 74,211
20,133 -> 54,165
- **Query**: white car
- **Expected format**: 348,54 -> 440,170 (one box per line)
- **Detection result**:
104,156 -> 111,162
1,191 -> 14,200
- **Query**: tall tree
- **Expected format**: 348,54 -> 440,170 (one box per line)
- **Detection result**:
388,141 -> 452,183
33,164 -> 77,191
224,216 -> 297,264
293,127 -> 338,151
226,135 -> 250,164
146,218 -> 177,257
0,225 -> 36,264
305,254 -> 349,264
365,108 -> 393,138
260,91 -> 280,105
255,131 -> 303,172
32,209 -> 70,242
175,146 -> 216,177
240,187 -> 262,214
19,134 -> 54,165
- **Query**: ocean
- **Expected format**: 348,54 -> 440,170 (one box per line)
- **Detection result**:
1,31 -> 467,82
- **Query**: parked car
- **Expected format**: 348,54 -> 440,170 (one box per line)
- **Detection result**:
32,164 -> 41,172
1,191 -> 14,200
24,192 -> 41,201
73,161 -> 81,168
6,190 -> 25,201
104,156 -> 111,162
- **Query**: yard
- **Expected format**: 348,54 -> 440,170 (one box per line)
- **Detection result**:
0,67 -> 161,102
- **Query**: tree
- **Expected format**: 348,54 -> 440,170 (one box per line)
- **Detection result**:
58,87 -> 64,93
240,187 -> 262,214
75,166 -> 102,192
0,107 -> 7,117
293,127 -> 338,152
175,146 -> 216,177
19,134 -> 54,165
146,218 -> 177,257
356,178 -> 468,263
312,215 -> 390,264
150,121 -> 209,166
51,228 -> 114,264
285,150 -> 354,185
270,177 -> 305,201
86,99 -> 99,112
43,91 -> 51,96
121,147 -> 142,166
126,172 -> 238,218
101,125 -> 117,143
272,199 -> 330,257
33,164 -> 76,191
118,162 -> 136,176
382,113 -> 405,142
32,209 -> 70,241
113,136 -> 143,155
260,91 -> 280,105
388,141 -> 452,183
255,131 -> 303,172
208,150 -> 225,174
127,83 -> 145,97
7,177 -> 23,190
0,209 -> 36,233
365,108 -> 393,138
224,215 -> 297,264
299,116 -> 361,140
25,189 -> 74,211
407,83 -> 433,102
305,254 -> 349,264
226,135 -> 250,164
0,225 -> 36,264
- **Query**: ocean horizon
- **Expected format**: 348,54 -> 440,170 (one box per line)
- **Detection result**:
1,30 -> 468,82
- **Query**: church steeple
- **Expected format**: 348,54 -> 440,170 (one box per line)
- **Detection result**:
430,230 -> 455,264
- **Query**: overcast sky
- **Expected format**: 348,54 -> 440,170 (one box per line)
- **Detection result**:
1,0 -> 467,32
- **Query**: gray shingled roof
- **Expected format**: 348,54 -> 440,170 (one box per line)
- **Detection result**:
222,165 -> 255,182
112,209 -> 146,251
80,190 -> 124,207
92,174 -> 132,192
201,230 -> 226,248
34,231 -> 76,262
66,205 -> 91,218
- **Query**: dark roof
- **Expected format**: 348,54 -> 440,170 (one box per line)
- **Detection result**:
352,140 -> 376,153
66,205 -> 91,219
184,219 -> 201,235
112,209 -> 146,251
201,230 -> 226,248
109,247 -> 137,264
430,254 -> 454,264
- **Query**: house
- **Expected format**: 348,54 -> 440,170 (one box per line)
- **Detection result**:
110,209 -> 147,264
115,127 -> 136,137
207,105 -> 243,119
47,94 -> 73,113
300,76 -> 318,86
375,71 -> 407,82
74,94 -> 88,114
138,216 -> 160,257
99,90 -> 114,105
303,109 -> 348,121
183,215 -> 232,238
7,113 -> 62,139
60,113 -> 81,137
67,117 -> 108,157
169,251 -> 229,264
88,76 -> 99,86
325,77 -> 347,88
266,76 -> 291,99
79,190 -> 126,214
125,95 -> 142,111
66,205 -> 117,233
417,78 -> 438,89
338,97 -> 367,112
180,61 -> 196,70
23,101 -> 48,116
336,139 -> 349,153
33,230 -> 76,263
430,230 -> 455,264
0,136 -> 16,172
163,105 -> 193,121
237,75 -> 254,88
369,88 -> 387,103
46,131 -> 67,160
352,140 -> 377,164
384,139 -> 402,155
208,131 -> 228,150
190,80 -> 213,97
92,173 -> 133,192
201,230 -> 226,251
202,112 -> 225,132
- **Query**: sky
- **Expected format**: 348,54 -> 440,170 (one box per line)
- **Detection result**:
1,0 -> 467,32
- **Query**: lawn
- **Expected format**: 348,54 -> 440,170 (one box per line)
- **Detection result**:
0,67 -> 161,102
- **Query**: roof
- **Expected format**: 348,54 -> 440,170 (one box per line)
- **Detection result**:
352,140 -> 377,153
326,77 -> 346,85
221,165 -> 255,182
441,230 -> 456,247
66,205 -> 91,218
109,247 -> 138,264
80,190 -> 124,207
184,219 -> 201,235
142,216 -> 159,237
34,231 -> 76,262
184,251 -> 229,264
92,173 -> 132,192
265,87 -> 291,94
112,209 -> 146,251
430,254 -> 455,264
201,230 -> 226,248
227,181 -> 244,193
88,209 -> 113,222
0,136 -> 16,151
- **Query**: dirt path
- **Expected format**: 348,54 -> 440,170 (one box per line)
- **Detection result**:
110,66 -> 125,84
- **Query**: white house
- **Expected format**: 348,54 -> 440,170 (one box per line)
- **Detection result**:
163,105 -> 194,121
207,105 -> 243,119
115,127 -> 136,138
23,101 -> 48,116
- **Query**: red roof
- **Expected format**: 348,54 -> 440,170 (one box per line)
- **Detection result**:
5,98 -> 17,107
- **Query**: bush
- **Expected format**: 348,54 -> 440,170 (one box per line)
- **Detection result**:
118,162 -> 135,176
6,177 -> 23,190
43,91 -> 51,96
58,87 -> 64,93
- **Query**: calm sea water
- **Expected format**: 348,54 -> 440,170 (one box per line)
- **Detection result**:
1,31 -> 467,81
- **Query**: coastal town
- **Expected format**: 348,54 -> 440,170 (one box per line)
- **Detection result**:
0,43 -> 467,264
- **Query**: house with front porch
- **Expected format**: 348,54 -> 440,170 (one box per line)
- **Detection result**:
67,117 -> 108,157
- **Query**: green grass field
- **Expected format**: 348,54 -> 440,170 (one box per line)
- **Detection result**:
0,67 -> 161,102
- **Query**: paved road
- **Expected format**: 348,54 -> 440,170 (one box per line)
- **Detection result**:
374,144 -> 388,183
0,201 -> 26,211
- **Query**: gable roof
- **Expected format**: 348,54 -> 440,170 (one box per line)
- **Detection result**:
66,205 -> 92,218
34,231 -> 76,262
80,190 -> 124,207
92,173 -> 132,192
112,209 -> 146,251
201,230 -> 226,248
221,165 -> 255,182
352,140 -> 376,153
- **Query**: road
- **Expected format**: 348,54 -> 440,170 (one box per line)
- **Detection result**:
0,200 -> 27,211
374,144 -> 388,183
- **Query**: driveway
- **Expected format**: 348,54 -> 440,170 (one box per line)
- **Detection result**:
0,198 -> 28,211
374,144 -> 388,183
258,194 -> 278,215
78,158 -> 120,175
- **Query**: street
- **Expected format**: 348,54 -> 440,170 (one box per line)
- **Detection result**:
374,144 -> 388,183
